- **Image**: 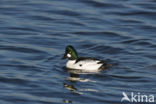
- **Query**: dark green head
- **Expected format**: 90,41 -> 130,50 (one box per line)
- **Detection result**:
62,45 -> 78,60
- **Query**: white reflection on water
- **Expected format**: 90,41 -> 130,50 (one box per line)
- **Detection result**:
66,77 -> 96,83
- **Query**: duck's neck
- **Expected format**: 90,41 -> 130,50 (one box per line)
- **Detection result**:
67,60 -> 76,66
69,53 -> 78,60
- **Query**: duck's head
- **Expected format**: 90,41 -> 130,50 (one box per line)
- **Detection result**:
62,45 -> 78,60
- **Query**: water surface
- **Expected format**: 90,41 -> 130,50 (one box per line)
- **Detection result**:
0,0 -> 156,104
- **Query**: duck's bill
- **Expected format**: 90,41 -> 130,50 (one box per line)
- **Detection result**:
62,54 -> 67,59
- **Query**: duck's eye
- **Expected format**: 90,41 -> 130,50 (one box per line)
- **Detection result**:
69,51 -> 72,54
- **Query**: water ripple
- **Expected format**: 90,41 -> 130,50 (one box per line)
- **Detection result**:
0,0 -> 156,104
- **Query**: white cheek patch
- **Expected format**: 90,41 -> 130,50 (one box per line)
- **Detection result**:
67,54 -> 71,58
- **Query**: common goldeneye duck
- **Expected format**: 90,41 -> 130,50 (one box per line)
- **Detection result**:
62,45 -> 111,71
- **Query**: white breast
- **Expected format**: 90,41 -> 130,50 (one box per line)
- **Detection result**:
66,60 -> 103,71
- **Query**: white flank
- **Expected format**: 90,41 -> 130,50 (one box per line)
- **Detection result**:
66,60 -> 103,71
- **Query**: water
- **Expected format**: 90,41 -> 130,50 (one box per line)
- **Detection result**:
0,0 -> 156,104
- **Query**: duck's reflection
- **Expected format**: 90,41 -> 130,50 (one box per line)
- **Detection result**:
63,73 -> 79,93
66,73 -> 80,82
63,69 -> 98,94
63,99 -> 72,104
63,83 -> 77,92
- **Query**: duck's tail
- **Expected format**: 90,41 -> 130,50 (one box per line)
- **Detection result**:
99,63 -> 113,70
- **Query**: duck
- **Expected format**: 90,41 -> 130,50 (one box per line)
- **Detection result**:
62,45 -> 111,71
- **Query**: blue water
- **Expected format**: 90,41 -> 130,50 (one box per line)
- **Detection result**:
0,0 -> 156,104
